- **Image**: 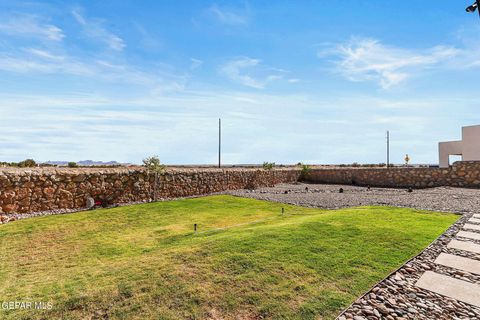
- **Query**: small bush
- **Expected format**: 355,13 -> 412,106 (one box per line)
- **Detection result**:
142,156 -> 165,174
299,164 -> 311,179
262,162 -> 275,170
17,159 -> 36,167
68,162 -> 78,168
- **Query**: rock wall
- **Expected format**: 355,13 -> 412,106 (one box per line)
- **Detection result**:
2,161 -> 480,216
304,161 -> 480,188
0,167 -> 301,215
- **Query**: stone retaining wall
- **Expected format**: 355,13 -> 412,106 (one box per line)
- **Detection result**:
2,161 -> 480,215
304,161 -> 480,188
0,167 -> 301,214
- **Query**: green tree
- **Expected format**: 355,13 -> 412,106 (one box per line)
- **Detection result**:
262,162 -> 275,170
142,156 -> 166,202
299,164 -> 311,180
142,156 -> 165,174
18,159 -> 36,168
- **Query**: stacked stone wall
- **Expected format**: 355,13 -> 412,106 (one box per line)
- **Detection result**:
1,161 -> 480,216
304,161 -> 480,188
0,167 -> 300,214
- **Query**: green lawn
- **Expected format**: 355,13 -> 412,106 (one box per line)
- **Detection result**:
0,195 -> 457,320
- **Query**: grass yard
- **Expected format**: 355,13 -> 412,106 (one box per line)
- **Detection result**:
0,195 -> 457,320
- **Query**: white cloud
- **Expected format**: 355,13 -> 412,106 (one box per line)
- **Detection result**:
24,48 -> 64,60
219,57 -> 283,89
323,38 -> 460,89
72,9 -> 125,51
0,14 -> 64,41
1,91 -> 478,164
0,12 -> 184,94
190,58 -> 203,70
208,4 -> 249,25
0,48 -> 186,92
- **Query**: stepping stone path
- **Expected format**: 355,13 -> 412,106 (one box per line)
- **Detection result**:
448,239 -> 480,254
458,230 -> 480,241
433,253 -> 480,277
464,223 -> 480,231
416,271 -> 480,308
470,218 -> 480,224
415,216 -> 480,309
338,212 -> 480,320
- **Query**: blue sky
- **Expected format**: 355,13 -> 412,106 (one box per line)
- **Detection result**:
0,1 -> 479,165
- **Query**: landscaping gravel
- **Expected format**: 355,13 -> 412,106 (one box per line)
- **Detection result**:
226,183 -> 480,214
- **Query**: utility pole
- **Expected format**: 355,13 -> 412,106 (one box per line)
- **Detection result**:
386,130 -> 390,168
218,118 -> 221,168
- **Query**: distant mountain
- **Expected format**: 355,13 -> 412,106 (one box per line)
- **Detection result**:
42,160 -> 128,166
77,160 -> 121,166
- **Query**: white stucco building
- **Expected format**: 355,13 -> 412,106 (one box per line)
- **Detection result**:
439,125 -> 480,168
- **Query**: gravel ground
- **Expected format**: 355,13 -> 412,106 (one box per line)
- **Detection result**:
226,183 -> 480,214
228,183 -> 480,320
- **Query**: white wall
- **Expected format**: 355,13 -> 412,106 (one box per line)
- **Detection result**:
439,125 -> 480,168
462,125 -> 480,161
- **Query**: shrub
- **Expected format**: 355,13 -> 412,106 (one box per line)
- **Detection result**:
299,164 -> 311,179
17,159 -> 36,167
142,156 -> 165,174
68,162 -> 78,168
262,162 -> 275,170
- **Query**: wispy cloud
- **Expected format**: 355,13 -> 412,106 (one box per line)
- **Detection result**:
24,48 -> 64,60
0,47 -> 186,93
219,57 -> 283,89
322,38 -> 460,89
0,10 -> 187,95
72,9 -> 125,51
134,22 -> 162,50
1,91 -> 477,164
0,14 -> 64,41
208,4 -> 249,25
190,58 -> 203,70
